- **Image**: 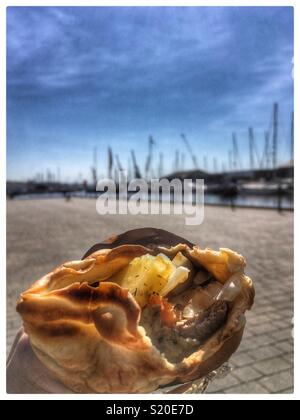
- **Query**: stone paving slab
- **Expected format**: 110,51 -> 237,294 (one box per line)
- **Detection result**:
259,370 -> 294,393
6,199 -> 294,394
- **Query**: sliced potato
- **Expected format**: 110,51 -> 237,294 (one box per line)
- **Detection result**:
167,252 -> 195,296
160,266 -> 190,297
109,252 -> 194,307
172,252 -> 192,269
110,254 -> 176,307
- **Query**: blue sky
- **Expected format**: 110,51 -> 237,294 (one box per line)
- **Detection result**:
7,6 -> 294,181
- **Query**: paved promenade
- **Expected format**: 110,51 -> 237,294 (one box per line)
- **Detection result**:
7,198 -> 294,393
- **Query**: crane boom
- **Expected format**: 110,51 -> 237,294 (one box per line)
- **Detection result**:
131,150 -> 142,179
92,147 -> 98,186
174,149 -> 180,171
232,133 -> 238,169
213,157 -> 218,173
115,154 -> 123,172
181,153 -> 185,171
108,147 -> 114,179
248,127 -> 256,170
180,133 -> 198,169
261,131 -> 270,169
203,155 -> 208,172
158,152 -> 164,178
145,135 -> 155,175
228,150 -> 233,171
272,102 -> 278,169
232,132 -> 242,170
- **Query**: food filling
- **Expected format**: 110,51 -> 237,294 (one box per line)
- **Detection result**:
109,251 -> 232,363
110,253 -> 191,307
140,296 -> 228,363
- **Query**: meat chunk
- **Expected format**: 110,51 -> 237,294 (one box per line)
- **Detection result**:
176,301 -> 228,342
140,300 -> 228,363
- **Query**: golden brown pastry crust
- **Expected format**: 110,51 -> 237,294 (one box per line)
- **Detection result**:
17,229 -> 254,393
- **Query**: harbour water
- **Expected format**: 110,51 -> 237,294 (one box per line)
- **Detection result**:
10,191 -> 294,210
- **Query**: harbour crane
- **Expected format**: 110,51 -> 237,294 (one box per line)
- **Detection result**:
145,135 -> 155,178
203,156 -> 208,172
180,134 -> 198,169
131,150 -> 142,179
56,166 -> 61,183
115,154 -> 124,172
272,102 -> 278,169
127,157 -> 133,180
91,147 -> 98,186
249,127 -> 255,170
158,153 -> 164,178
115,154 -> 126,183
228,150 -> 233,171
248,127 -> 260,170
174,149 -> 180,172
261,131 -> 271,169
232,132 -> 242,170
213,157 -> 218,173
108,147 -> 114,179
180,153 -> 185,171
91,167 -> 97,187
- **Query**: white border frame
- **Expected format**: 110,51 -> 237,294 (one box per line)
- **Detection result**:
1,0 -> 297,400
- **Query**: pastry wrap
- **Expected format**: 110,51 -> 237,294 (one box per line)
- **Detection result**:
17,228 -> 254,393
